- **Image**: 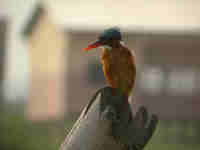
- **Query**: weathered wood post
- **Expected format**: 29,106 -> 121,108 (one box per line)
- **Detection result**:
60,87 -> 158,150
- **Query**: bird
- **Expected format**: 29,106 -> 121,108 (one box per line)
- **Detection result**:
84,27 -> 136,99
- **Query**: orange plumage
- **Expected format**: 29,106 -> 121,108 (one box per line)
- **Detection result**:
101,45 -> 136,97
85,28 -> 136,97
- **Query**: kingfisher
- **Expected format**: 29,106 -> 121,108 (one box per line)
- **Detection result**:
84,28 -> 136,99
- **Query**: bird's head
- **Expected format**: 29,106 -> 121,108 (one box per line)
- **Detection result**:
84,27 -> 122,51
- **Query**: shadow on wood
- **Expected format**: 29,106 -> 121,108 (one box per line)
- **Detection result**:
60,87 -> 158,150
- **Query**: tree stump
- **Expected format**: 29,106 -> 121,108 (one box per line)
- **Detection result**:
60,87 -> 158,150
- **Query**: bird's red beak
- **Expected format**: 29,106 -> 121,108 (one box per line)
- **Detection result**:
84,40 -> 102,51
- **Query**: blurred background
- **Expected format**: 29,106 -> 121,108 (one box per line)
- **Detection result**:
0,0 -> 200,150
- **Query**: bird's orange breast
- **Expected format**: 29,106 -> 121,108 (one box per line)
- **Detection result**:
101,46 -> 136,96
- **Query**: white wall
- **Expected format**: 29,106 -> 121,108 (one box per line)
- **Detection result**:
45,0 -> 200,32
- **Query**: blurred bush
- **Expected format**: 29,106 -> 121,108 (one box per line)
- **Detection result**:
0,105 -> 74,150
0,105 -> 200,150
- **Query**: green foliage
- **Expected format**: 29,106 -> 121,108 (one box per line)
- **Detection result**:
1,109 -> 200,150
145,120 -> 200,150
0,111 -> 74,150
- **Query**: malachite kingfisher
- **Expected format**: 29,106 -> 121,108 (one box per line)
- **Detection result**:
84,27 -> 136,98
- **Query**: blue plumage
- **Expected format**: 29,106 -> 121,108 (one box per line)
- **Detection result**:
99,27 -> 122,41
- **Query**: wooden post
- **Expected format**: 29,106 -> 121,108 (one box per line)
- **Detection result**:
60,87 -> 158,150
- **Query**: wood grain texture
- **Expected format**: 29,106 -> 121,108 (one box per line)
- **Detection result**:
59,87 -> 158,150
